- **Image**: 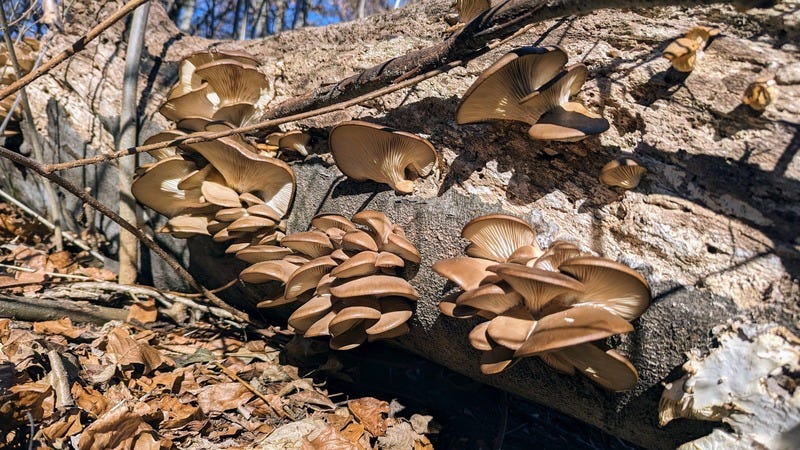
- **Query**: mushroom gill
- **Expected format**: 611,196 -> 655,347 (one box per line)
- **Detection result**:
329,121 -> 438,194
433,213 -> 651,391
599,158 -> 647,189
456,46 -> 609,142
245,211 -> 421,350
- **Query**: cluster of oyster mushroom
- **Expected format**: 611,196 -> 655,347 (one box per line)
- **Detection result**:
433,214 -> 651,391
241,211 -> 421,350
132,50 -> 295,250
456,46 -> 609,142
0,38 -> 40,137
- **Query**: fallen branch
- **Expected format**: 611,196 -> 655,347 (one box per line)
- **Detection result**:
0,293 -> 128,323
0,145 -> 254,325
0,0 -> 151,102
47,349 -> 75,408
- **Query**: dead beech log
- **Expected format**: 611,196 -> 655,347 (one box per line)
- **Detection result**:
0,294 -> 128,324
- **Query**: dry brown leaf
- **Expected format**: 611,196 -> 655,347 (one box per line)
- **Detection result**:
72,382 -> 108,417
138,368 -> 186,393
339,422 -> 365,445
9,382 -> 54,421
105,327 -> 168,376
73,266 -> 117,281
196,382 -> 254,414
150,395 -> 202,429
33,317 -> 83,338
415,436 -> 434,450
288,390 -> 336,411
47,250 -> 74,272
127,298 -> 158,324
348,397 -> 390,437
0,318 -> 10,341
304,425 -> 363,450
40,408 -> 83,441
77,402 -> 153,450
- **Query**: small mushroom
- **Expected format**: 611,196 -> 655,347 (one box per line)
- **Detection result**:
456,0 -> 491,23
461,214 -> 541,262
330,275 -> 419,300
329,121 -> 438,194
742,77 -> 776,111
599,158 -> 647,189
662,26 -> 720,73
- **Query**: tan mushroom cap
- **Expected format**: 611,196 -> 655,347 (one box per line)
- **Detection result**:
304,311 -> 337,337
364,297 -> 413,336
186,137 -> 296,217
600,158 -> 647,189
532,241 -> 583,271
468,322 -> 492,351
328,297 -> 382,336
329,322 -> 369,350
284,256 -> 338,300
311,214 -> 357,234
278,130 -> 311,156
375,251 -> 405,269
215,207 -> 246,221
352,210 -> 393,243
558,343 -> 638,391
514,305 -> 633,357
235,245 -> 293,264
558,256 -> 651,321
329,275 -> 419,300
168,50 -> 260,100
742,77 -> 776,111
461,214 -> 541,262
538,351 -> 576,375
486,306 -> 537,350
201,180 -> 242,207
432,257 -> 499,291
142,129 -> 185,160
131,157 -> 207,217
489,263 -> 584,315
457,46 -> 569,126
480,345 -> 516,375
281,231 -> 334,258
527,102 -> 610,142
160,214 -> 211,237
241,259 -> 298,285
288,294 -> 335,332
330,251 -> 380,279
341,230 -> 379,253
456,283 -> 523,315
194,59 -> 267,104
367,322 -> 410,341
329,121 -> 437,194
457,0 -> 491,23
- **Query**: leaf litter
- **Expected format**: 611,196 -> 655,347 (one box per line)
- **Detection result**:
0,201 -> 435,449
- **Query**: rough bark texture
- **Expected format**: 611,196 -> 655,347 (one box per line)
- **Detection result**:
2,1 -> 799,448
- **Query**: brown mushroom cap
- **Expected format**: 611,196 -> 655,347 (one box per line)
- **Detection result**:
284,256 -> 337,300
364,297 -> 413,336
278,130 -> 311,156
288,294 -> 335,332
235,245 -> 293,264
514,305 -> 633,357
240,259 -> 298,285
558,256 -> 651,321
457,46 -> 569,126
485,306 -> 537,350
329,121 -> 437,194
599,158 -> 647,189
461,214 -> 541,262
468,321 -> 493,351
281,231 -> 334,258
329,275 -> 419,300
456,283 -> 523,315
489,263 -> 584,315
330,251 -> 380,279
432,257 -> 499,291
328,297 -> 383,336
527,102 -> 610,142
457,0 -> 490,23
742,77 -> 776,111
352,210 -> 393,243
532,241 -> 583,271
480,345 -> 516,375
341,230 -> 379,253
311,214 -> 357,234
558,343 -> 638,391
131,157 -> 207,216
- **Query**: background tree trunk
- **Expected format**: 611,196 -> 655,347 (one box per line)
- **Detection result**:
4,0 -> 799,448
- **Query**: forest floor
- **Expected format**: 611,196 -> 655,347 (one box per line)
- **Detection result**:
0,200 -> 637,449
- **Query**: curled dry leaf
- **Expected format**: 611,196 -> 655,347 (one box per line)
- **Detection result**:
127,298 -> 158,324
33,317 -> 84,338
348,397 -> 391,437
77,402 -> 160,450
197,382 -> 255,414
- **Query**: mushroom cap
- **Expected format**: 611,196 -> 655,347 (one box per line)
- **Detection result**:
284,256 -> 338,300
432,257 -> 500,291
352,210 -> 393,244
663,37 -> 701,72
201,180 -> 242,207
457,0 -> 491,23
527,101 -> 609,142
184,137 -> 296,217
278,130 -> 311,156
194,60 -> 268,108
311,214 -> 357,234
329,321 -> 368,350
486,306 -> 537,350
235,245 -> 293,264
383,233 -> 421,264
241,258 -> 298,284
341,230 -> 379,253
742,78 -> 776,111
330,251 -> 380,279
160,214 -> 211,237
531,241 -> 583,271
280,231 -> 334,258
329,121 -> 437,194
329,275 -> 419,300
558,343 -> 638,391
468,322 -> 493,351
366,322 -> 410,342
364,297 -> 413,336
287,294 -> 335,332
168,50 -> 260,100
479,345 -> 516,375
489,263 -> 584,315
514,305 -> 634,357
461,214 -> 541,262
599,158 -> 647,189
456,46 -> 569,125
131,157 -> 207,217
304,310 -> 337,337
456,283 -> 523,315
558,256 -> 651,321
328,297 -> 382,336
142,129 -> 185,160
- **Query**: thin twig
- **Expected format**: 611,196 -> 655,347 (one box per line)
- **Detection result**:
0,187 -> 112,265
0,145 -> 255,325
0,0 -> 150,102
0,2 -> 64,251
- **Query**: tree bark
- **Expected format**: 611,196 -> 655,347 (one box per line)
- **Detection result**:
4,0 -> 798,447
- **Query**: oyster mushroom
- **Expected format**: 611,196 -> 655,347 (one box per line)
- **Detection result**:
599,158 -> 647,189
742,76 -> 777,111
662,26 -> 720,73
457,0 -> 491,23
456,46 -> 609,141
329,121 -> 438,194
